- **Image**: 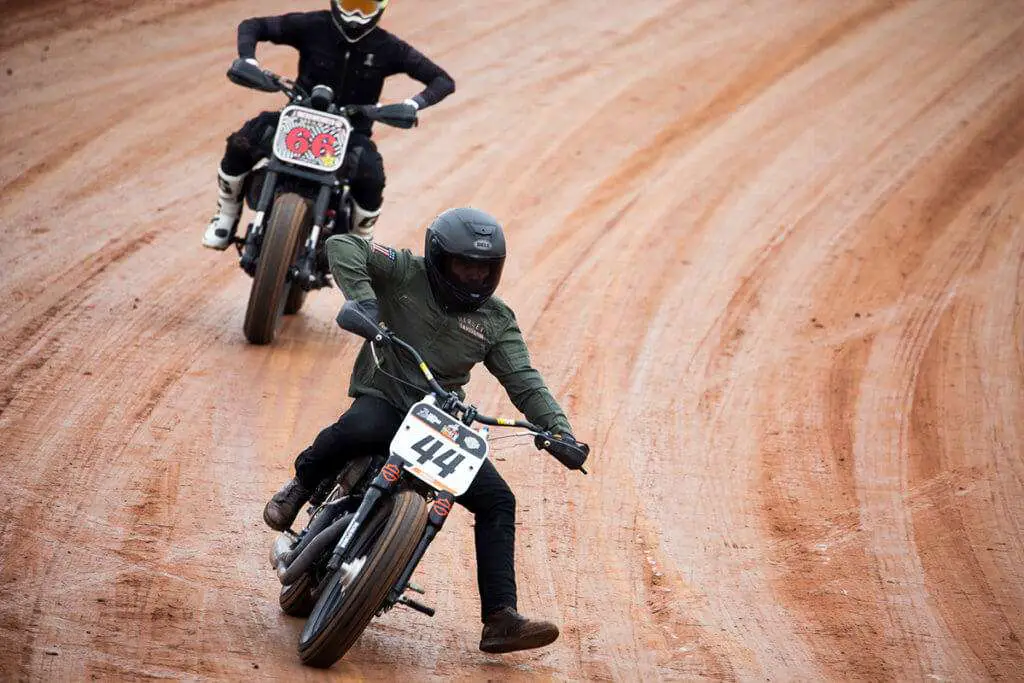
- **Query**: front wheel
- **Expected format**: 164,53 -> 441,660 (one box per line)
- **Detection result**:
283,285 -> 307,315
243,192 -> 310,344
298,489 -> 427,668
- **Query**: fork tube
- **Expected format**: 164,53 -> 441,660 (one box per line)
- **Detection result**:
240,170 -> 279,274
388,492 -> 454,602
306,183 -> 332,250
297,183 -> 333,289
326,454 -> 406,571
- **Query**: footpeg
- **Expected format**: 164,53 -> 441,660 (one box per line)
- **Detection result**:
397,595 -> 435,617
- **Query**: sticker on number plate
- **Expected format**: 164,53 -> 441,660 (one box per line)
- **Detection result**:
390,401 -> 489,496
272,105 -> 352,173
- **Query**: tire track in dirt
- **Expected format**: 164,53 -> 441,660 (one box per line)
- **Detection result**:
0,219 -> 249,676
536,0 -> 911,261
4,0 -> 1024,679
906,196 -> 1024,675
839,109 -> 1021,679
0,229 -> 160,419
745,9 -> 1024,678
0,0 -> 235,52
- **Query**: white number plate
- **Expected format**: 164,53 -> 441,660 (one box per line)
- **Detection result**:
390,401 -> 489,496
272,105 -> 351,173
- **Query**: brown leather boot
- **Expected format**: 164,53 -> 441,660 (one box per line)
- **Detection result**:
479,606 -> 559,653
262,478 -> 312,531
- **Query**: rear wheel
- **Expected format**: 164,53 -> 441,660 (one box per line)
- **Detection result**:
243,192 -> 310,344
280,573 -> 317,617
298,489 -> 427,668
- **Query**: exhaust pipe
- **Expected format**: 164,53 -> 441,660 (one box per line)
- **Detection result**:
267,497 -> 351,570
277,512 -> 354,586
270,530 -> 299,568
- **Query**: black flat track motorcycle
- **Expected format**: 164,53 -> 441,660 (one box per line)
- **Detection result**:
224,59 -> 417,345
268,302 -> 590,668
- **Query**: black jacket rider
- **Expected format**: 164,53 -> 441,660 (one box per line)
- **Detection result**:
237,11 -> 455,136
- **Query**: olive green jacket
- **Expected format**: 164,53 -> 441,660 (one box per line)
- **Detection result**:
325,234 -> 573,434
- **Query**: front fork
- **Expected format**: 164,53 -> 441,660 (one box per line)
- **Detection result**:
238,170 -> 278,276
326,454 -> 406,572
238,168 -> 337,286
293,184 -> 333,291
323,453 -> 453,617
385,492 -> 454,616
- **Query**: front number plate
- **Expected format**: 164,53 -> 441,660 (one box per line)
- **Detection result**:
272,105 -> 351,173
390,401 -> 489,496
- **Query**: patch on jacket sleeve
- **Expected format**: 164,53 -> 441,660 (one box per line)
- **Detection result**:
371,242 -> 396,260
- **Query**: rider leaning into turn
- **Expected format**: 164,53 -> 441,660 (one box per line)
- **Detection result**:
203,0 -> 455,250
263,207 -> 588,654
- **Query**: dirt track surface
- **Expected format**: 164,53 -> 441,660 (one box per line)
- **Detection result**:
2,0 -> 1023,680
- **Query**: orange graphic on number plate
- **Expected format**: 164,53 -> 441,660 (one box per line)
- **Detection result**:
432,498 -> 452,517
382,463 -> 401,482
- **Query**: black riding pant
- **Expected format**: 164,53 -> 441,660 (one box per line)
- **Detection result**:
294,394 -> 517,621
220,110 -> 385,210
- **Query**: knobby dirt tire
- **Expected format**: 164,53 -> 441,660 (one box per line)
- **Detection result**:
243,192 -> 310,344
297,489 -> 428,668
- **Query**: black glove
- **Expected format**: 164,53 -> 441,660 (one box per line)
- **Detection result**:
335,298 -> 388,342
535,432 -> 590,471
357,298 -> 380,326
534,431 -> 576,450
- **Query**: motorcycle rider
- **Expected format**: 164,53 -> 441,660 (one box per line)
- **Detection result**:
203,0 -> 455,249
263,207 -> 589,654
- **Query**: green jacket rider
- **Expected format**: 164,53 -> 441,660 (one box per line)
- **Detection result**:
262,207 -> 588,654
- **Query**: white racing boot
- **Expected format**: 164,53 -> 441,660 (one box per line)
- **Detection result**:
202,168 -> 248,250
349,201 -> 381,241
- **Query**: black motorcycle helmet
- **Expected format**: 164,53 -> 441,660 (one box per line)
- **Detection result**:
424,208 -> 506,313
330,0 -> 387,43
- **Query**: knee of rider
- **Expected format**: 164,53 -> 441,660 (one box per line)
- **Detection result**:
348,175 -> 384,211
221,134 -> 256,176
481,487 -> 516,524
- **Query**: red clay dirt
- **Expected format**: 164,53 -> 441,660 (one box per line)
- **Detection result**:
2,0 -> 1023,680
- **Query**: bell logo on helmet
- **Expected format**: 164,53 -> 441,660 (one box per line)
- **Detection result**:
473,239 -> 492,250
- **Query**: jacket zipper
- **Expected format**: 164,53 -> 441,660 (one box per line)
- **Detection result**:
339,50 -> 350,100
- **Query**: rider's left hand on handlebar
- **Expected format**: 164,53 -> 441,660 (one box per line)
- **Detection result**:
534,431 -> 577,449
535,432 -> 590,471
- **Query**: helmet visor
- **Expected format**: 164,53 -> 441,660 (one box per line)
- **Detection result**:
335,0 -> 384,21
442,255 -> 504,297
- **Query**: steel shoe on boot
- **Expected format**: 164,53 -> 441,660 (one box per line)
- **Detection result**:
202,168 -> 248,250
479,606 -> 560,654
262,478 -> 312,531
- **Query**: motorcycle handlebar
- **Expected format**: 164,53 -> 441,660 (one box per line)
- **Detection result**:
227,61 -> 417,129
335,301 -> 588,472
387,329 -> 588,473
